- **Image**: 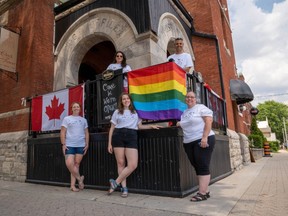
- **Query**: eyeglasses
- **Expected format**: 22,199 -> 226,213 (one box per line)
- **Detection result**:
185,96 -> 195,99
116,55 -> 123,58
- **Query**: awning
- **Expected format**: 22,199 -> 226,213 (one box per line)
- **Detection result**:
230,79 -> 254,104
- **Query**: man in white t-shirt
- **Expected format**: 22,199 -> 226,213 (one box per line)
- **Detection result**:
167,38 -> 194,72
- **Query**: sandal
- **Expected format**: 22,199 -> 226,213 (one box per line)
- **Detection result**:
190,192 -> 207,202
206,192 -> 210,198
78,175 -> 85,190
107,179 -> 118,195
121,187 -> 128,198
70,187 -> 80,192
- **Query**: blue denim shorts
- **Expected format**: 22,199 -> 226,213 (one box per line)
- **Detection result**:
65,146 -> 85,155
112,128 -> 138,149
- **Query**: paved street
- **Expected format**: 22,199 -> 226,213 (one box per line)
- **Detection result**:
229,150 -> 288,216
1,150 -> 288,216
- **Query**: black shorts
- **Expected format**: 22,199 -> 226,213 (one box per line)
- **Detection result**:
112,128 -> 138,149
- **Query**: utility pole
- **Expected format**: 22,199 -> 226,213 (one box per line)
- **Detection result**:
283,128 -> 286,149
283,117 -> 288,148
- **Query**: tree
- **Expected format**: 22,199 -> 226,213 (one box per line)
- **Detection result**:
249,116 -> 265,148
256,100 -> 288,143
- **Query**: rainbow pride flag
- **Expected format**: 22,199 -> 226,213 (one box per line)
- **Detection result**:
128,62 -> 187,120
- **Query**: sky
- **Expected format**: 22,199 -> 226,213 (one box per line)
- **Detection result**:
227,0 -> 288,106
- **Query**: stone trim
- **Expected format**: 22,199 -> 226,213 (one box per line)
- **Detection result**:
157,13 -> 194,60
54,8 -> 139,90
0,108 -> 29,119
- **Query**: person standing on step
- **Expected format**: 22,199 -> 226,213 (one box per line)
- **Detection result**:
60,102 -> 89,192
177,91 -> 215,202
107,92 -> 162,198
167,37 -> 194,73
107,51 -> 132,93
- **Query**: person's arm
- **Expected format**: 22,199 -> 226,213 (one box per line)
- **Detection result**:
107,64 -> 112,70
108,124 -> 116,154
83,128 -> 89,155
184,53 -> 194,73
138,122 -> 162,130
60,126 -> 68,155
126,65 -> 132,72
183,67 -> 192,73
200,116 -> 213,147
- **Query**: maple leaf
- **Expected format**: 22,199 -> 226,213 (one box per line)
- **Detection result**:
45,95 -> 65,122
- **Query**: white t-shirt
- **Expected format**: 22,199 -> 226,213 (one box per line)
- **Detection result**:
167,53 -> 193,70
110,109 -> 141,130
179,104 -> 215,143
107,63 -> 132,88
61,115 -> 88,147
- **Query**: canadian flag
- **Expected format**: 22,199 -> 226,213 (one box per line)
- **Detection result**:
31,84 -> 84,131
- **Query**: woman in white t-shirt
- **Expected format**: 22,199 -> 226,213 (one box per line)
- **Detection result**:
177,91 -> 215,202
107,51 -> 132,93
107,93 -> 161,197
60,102 -> 89,192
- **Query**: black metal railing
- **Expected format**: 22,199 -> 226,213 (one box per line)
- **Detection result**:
29,68 -> 227,136
186,73 -> 226,133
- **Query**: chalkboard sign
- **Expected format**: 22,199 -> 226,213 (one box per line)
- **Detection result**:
96,69 -> 123,125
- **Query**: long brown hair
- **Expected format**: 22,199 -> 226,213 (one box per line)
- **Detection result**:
112,51 -> 127,68
117,92 -> 136,114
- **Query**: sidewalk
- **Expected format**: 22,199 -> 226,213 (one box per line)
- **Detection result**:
1,150 -> 288,216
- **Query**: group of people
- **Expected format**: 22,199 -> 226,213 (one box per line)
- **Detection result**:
60,38 -> 215,202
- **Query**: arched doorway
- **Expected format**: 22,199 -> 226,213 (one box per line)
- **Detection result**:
78,41 -> 115,83
54,8 -> 139,90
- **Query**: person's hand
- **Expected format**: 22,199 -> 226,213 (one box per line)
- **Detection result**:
151,124 -> 163,129
108,144 -> 113,154
62,144 -> 68,156
199,138 -> 209,148
83,145 -> 89,155
176,122 -> 181,127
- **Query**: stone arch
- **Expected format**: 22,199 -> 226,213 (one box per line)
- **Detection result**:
153,13 -> 194,65
54,8 -> 138,90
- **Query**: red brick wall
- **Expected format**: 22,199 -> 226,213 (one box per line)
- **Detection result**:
0,0 -> 55,132
0,0 -> 251,134
182,0 -> 214,34
181,0 -> 247,132
0,113 -> 30,132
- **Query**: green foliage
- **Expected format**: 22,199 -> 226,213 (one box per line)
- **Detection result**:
248,134 -> 263,148
269,141 -> 280,152
250,116 -> 266,144
257,101 -> 288,143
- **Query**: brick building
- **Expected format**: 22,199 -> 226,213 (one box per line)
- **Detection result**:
0,0 -> 253,182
